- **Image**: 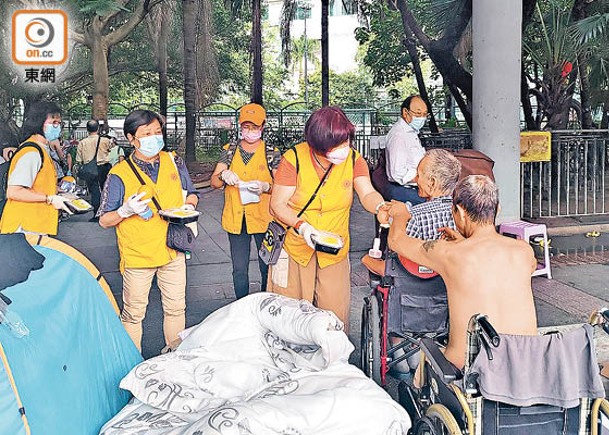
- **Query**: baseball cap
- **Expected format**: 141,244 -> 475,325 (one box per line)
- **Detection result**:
239,103 -> 266,126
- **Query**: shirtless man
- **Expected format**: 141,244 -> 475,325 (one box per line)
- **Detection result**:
384,175 -> 538,370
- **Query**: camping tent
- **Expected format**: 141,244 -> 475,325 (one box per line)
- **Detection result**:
0,234 -> 142,435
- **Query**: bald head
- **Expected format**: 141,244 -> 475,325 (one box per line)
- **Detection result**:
452,175 -> 499,224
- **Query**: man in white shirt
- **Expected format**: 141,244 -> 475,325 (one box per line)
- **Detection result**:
385,95 -> 429,205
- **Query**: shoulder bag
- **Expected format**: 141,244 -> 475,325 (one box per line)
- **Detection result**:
258,148 -> 333,266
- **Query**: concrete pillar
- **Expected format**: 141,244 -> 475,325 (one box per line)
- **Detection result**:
472,0 -> 522,223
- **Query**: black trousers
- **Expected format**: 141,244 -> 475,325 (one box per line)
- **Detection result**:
227,218 -> 268,299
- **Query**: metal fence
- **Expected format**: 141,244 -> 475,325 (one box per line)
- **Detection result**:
521,130 -> 609,218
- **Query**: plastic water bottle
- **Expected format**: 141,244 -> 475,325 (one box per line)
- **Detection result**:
138,205 -> 153,221
0,298 -> 29,338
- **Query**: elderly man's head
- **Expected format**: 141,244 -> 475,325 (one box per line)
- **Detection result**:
452,175 -> 499,233
415,149 -> 461,199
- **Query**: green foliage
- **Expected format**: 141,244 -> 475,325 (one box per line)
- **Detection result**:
354,2 -> 412,87
303,68 -> 378,108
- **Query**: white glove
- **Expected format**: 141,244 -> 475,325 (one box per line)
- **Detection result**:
220,169 -> 240,186
181,203 -> 196,211
298,222 -> 320,250
247,180 -> 271,195
47,195 -> 73,214
117,192 -> 151,218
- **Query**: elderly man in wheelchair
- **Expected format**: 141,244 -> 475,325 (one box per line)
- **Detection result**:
382,175 -> 609,434
361,149 -> 461,384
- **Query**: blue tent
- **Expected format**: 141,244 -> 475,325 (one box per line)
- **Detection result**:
0,235 -> 142,435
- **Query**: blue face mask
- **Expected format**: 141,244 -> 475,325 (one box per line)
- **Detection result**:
44,124 -> 61,142
137,135 -> 164,158
408,117 -> 427,133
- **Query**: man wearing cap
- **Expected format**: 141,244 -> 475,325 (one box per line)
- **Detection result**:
211,103 -> 281,299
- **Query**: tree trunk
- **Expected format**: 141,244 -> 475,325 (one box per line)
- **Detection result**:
395,0 -> 473,127
402,34 -> 438,133
521,63 -> 536,130
251,0 -> 263,104
91,39 -> 110,123
446,80 -> 472,128
321,0 -> 329,106
577,58 -> 594,128
183,0 -> 197,162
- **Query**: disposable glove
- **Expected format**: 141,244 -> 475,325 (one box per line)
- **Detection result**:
247,180 -> 271,195
117,192 -> 151,218
47,195 -> 73,214
220,169 -> 240,186
180,203 -> 196,211
298,222 -> 321,250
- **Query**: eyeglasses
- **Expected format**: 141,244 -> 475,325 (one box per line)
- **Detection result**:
407,109 -> 429,118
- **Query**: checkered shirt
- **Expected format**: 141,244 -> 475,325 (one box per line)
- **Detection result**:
406,195 -> 455,240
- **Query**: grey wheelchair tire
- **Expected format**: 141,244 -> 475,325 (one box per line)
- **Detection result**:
413,403 -> 461,435
360,294 -> 382,385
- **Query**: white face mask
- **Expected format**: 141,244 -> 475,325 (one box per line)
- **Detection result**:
326,146 -> 350,165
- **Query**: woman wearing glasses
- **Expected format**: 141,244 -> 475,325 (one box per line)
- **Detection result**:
384,95 -> 430,205
0,101 -> 73,235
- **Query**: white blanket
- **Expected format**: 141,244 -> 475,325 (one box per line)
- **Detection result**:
100,293 -> 411,434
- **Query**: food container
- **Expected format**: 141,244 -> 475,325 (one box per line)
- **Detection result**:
311,231 -> 344,255
158,208 -> 201,224
238,182 -> 261,205
66,198 -> 93,214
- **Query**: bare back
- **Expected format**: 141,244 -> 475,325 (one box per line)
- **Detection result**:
438,231 -> 538,369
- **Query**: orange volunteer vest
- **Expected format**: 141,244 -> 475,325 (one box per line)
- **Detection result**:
110,151 -> 184,272
221,141 -> 274,234
283,142 -> 356,268
0,137 -> 58,235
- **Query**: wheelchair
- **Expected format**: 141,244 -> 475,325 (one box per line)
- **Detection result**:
360,250 -> 449,386
401,309 -> 609,435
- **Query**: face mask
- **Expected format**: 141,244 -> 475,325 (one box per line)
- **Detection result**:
242,129 -> 262,143
326,146 -> 350,165
408,117 -> 427,133
137,135 -> 164,158
44,124 -> 61,142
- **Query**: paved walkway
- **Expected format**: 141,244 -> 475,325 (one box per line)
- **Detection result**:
56,189 -> 609,369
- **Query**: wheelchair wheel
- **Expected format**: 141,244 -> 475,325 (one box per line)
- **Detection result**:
360,294 -> 382,385
412,404 -> 461,435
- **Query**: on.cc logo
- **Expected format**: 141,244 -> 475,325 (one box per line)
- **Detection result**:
12,10 -> 67,66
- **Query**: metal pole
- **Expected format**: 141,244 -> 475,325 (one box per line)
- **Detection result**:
304,5 -> 309,105
472,0 -> 522,223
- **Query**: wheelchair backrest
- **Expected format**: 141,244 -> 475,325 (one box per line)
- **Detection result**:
467,324 -> 605,408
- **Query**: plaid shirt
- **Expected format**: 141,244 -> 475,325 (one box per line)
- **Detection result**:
406,195 -> 455,240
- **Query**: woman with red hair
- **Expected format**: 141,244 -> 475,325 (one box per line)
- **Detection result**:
269,106 -> 388,330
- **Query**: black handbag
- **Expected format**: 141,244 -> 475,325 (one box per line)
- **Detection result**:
78,135 -> 101,183
125,157 -> 195,254
258,163 -> 333,266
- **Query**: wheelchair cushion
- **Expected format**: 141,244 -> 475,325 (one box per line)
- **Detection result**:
469,324 -> 605,408
397,255 -> 438,279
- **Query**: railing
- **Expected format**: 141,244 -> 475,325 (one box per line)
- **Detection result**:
521,130 -> 609,218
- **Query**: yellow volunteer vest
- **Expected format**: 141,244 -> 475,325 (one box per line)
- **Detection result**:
111,152 -> 184,272
221,141 -> 274,234
283,142 -> 356,268
0,137 -> 58,235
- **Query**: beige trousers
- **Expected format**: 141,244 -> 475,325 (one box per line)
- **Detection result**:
121,253 -> 186,351
269,253 -> 351,330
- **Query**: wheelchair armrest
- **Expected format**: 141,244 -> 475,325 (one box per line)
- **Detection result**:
419,338 -> 462,384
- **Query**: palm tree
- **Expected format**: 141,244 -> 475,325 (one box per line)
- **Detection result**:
321,0 -> 330,106
183,0 -> 197,162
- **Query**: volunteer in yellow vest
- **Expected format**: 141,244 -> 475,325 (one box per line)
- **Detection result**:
211,103 -> 280,299
270,106 -> 389,329
0,102 -> 72,235
99,110 -> 199,353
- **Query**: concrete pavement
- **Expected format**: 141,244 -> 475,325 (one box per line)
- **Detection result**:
56,188 -> 609,366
